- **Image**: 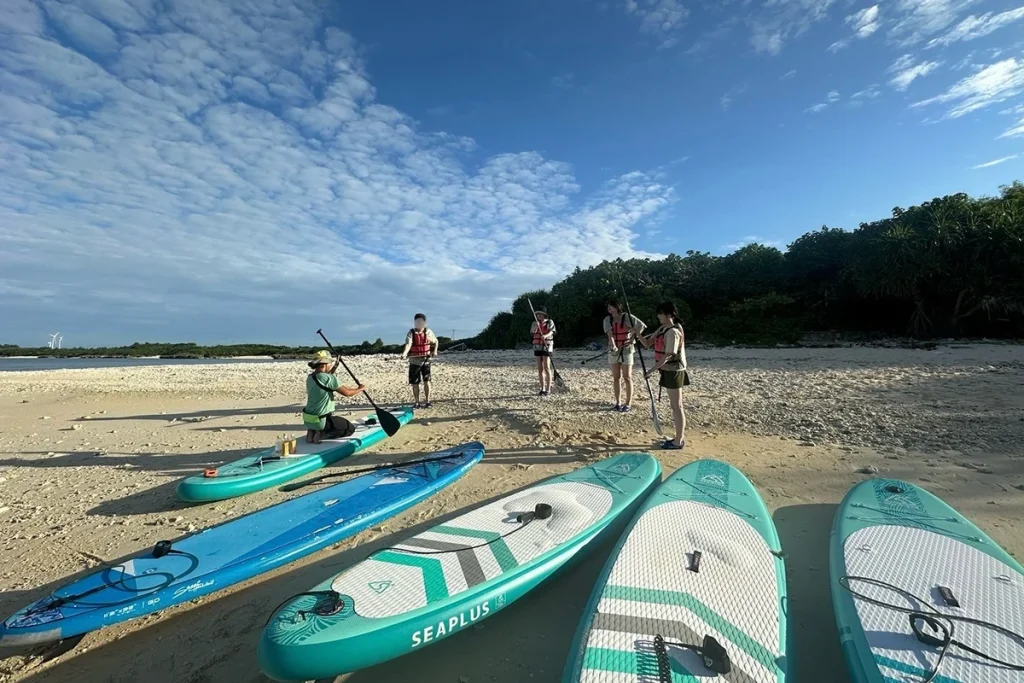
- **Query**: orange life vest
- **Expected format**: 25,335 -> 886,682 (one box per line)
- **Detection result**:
532,319 -> 552,345
654,323 -> 684,364
409,329 -> 431,357
610,314 -> 631,347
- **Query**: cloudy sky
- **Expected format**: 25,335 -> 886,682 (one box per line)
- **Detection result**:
2,0 -> 1023,346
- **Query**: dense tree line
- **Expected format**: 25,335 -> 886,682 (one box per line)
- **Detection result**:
0,338 -> 453,359
476,182 -> 1024,347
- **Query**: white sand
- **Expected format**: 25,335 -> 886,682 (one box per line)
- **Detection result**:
0,344 -> 1022,683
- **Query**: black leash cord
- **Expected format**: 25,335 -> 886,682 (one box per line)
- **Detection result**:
840,575 -> 1024,682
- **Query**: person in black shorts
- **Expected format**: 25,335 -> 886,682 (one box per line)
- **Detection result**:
401,313 -> 438,408
530,306 -> 556,395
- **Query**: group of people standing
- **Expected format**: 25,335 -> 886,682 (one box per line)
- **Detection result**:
302,305 -> 688,449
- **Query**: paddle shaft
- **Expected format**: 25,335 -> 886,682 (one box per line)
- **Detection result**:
282,452 -> 465,491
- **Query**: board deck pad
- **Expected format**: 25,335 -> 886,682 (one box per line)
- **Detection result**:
564,459 -> 788,683
258,452 -> 662,681
176,407 -> 413,502
0,443 -> 480,647
831,478 -> 1024,683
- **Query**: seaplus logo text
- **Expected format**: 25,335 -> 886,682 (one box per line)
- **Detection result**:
411,601 -> 490,647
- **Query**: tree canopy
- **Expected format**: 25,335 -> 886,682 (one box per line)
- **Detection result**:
476,181 -> 1024,347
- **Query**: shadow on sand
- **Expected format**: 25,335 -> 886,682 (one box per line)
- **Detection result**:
774,503 -> 851,683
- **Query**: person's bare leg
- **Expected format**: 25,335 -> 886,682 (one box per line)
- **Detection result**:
543,358 -> 552,393
536,357 -> 544,392
623,364 -> 634,407
412,383 -> 420,406
423,381 -> 431,404
669,388 -> 685,446
611,363 -> 622,406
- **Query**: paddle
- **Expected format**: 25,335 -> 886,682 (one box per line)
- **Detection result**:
617,274 -> 662,436
316,329 -> 402,437
580,349 -> 607,366
527,298 -> 567,392
280,452 -> 465,492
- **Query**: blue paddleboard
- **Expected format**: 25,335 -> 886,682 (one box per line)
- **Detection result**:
0,443 -> 483,646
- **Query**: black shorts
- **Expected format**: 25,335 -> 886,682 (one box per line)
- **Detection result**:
324,414 -> 355,439
408,362 -> 431,385
534,350 -> 552,357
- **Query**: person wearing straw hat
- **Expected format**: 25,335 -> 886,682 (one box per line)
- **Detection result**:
303,350 -> 366,444
530,306 -> 556,396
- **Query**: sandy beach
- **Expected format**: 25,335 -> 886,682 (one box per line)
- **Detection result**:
0,345 -> 1022,683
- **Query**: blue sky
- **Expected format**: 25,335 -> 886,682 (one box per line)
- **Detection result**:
2,0 -> 1024,347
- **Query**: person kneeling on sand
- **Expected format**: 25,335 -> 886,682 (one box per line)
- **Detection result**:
604,298 -> 646,413
401,313 -> 438,409
303,350 -> 366,444
634,302 -> 688,450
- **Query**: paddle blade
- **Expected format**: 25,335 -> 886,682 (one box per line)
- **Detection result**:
553,371 -> 568,392
377,407 -> 402,437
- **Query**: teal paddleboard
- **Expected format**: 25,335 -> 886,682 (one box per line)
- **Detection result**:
831,478 -> 1024,683
176,408 -> 413,503
563,458 -> 788,682
258,452 -> 662,681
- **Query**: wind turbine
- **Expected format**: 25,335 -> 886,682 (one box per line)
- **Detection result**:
48,332 -> 60,349
56,335 -> 63,349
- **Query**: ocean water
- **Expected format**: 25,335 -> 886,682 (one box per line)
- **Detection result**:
0,357 -> 284,372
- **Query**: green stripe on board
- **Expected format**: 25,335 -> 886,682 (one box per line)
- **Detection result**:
432,526 -> 518,572
875,654 -> 964,683
581,648 -> 697,682
373,551 -> 449,603
603,585 -> 780,673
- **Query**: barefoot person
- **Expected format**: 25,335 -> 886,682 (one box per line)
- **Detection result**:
634,302 -> 687,449
530,306 -> 556,396
604,298 -> 646,413
303,350 -> 367,444
400,313 -> 438,409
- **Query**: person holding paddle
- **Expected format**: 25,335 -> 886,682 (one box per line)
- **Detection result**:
400,313 -> 438,409
604,298 -> 646,413
303,350 -> 367,444
530,305 -> 556,396
633,302 -> 688,449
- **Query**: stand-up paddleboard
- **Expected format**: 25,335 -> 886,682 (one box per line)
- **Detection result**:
258,452 -> 662,681
177,408 -> 414,502
0,442 -> 480,648
831,478 -> 1024,683
564,459 -> 788,683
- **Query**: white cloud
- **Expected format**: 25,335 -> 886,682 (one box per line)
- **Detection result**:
624,0 -> 689,48
782,69 -> 797,79
827,4 -> 881,52
913,58 -> 1024,118
805,102 -> 829,113
0,0 -> 675,344
720,83 -> 748,110
999,117 -> 1024,138
971,154 -> 1018,169
852,85 -> 882,98
750,0 -> 837,55
887,53 -> 941,90
927,7 -> 1024,47
827,89 -> 840,102
889,0 -> 981,45
848,5 -> 881,37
